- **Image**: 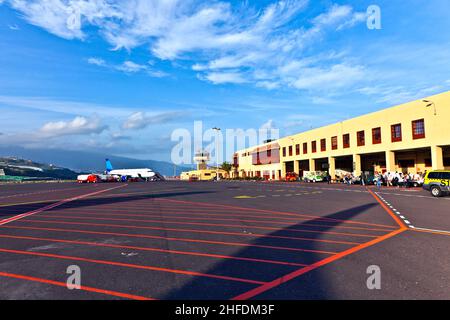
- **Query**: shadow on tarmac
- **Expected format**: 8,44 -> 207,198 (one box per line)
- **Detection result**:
0,190 -> 215,218
163,203 -> 380,300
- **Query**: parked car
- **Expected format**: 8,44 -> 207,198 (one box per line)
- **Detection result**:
423,170 -> 450,197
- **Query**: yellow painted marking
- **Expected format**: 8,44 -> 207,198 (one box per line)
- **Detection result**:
234,195 -> 257,199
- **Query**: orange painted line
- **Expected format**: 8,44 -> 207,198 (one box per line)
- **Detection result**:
232,228 -> 406,300
410,229 -> 450,237
0,225 -> 338,255
0,234 -> 308,267
0,184 -> 127,226
54,198 -> 398,229
0,271 -> 153,300
53,209 -> 393,233
157,198 -> 398,229
366,189 -> 408,229
79,198 -> 399,229
17,219 -> 361,245
38,214 -> 379,239
0,187 -> 85,199
0,248 -> 265,285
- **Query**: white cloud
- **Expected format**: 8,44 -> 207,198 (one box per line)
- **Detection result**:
116,61 -> 147,73
290,63 -> 365,90
122,111 -> 184,130
87,57 -> 106,66
200,71 -> 248,85
86,57 -> 168,77
40,116 -> 107,137
4,0 -> 367,92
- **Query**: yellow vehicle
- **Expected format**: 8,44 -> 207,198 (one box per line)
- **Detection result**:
423,170 -> 450,197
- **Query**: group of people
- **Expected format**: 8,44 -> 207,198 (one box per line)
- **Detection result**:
328,171 -> 425,189
374,171 -> 425,189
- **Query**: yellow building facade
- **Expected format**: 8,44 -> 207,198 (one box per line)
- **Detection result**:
233,91 -> 450,180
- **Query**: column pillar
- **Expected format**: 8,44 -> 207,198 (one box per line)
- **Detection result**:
294,160 -> 300,175
309,159 -> 316,171
431,146 -> 444,170
281,162 -> 287,179
386,151 -> 396,172
328,157 -> 336,180
353,154 -> 362,176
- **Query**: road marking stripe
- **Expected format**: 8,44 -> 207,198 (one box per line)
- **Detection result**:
52,211 -> 390,232
232,228 -> 406,300
368,190 -> 408,229
0,185 -> 127,226
16,219 -> 361,245
0,271 -> 153,300
0,225 -> 337,254
36,214 -> 379,239
0,234 -> 308,267
411,227 -> 450,236
159,199 -> 398,229
0,248 -> 265,285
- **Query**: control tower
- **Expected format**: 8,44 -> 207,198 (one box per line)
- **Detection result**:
193,151 -> 210,171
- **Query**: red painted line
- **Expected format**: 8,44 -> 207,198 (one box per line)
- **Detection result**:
0,185 -> 127,226
127,199 -> 399,229
55,203 -> 398,230
0,225 -> 337,255
0,187 -> 84,199
0,271 -> 153,300
0,248 -> 265,285
81,199 -> 395,229
17,219 -> 361,245
367,189 -> 408,229
0,234 -> 308,267
53,209 -> 392,233
232,228 -> 406,300
38,214 -> 379,239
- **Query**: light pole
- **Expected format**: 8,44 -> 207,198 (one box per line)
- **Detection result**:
212,127 -> 221,181
422,100 -> 437,116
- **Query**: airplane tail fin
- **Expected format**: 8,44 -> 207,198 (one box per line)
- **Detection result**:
106,159 -> 113,172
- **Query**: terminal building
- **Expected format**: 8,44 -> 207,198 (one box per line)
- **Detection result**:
232,90 -> 450,180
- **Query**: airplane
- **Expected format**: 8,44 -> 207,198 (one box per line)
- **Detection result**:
105,159 -> 157,181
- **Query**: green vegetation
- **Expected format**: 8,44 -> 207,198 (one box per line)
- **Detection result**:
0,157 -> 78,180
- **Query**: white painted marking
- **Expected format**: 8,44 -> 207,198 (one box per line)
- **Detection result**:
413,227 -> 450,235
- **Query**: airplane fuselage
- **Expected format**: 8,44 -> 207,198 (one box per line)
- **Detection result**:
109,168 -> 155,179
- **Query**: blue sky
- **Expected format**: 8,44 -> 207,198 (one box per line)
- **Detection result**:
0,0 -> 449,163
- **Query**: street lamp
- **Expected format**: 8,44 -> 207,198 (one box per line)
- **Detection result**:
212,127 -> 221,181
422,100 -> 437,116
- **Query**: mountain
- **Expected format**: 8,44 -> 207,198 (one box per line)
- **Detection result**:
0,157 -> 78,180
0,146 -> 192,176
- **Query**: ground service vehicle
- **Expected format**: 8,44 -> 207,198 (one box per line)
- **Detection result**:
423,170 -> 450,197
285,172 -> 298,182
303,171 -> 326,183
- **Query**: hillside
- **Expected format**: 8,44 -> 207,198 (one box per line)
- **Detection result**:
0,146 -> 192,176
0,157 -> 79,180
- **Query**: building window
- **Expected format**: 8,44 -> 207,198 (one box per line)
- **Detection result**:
295,144 -> 300,155
391,123 -> 402,142
412,119 -> 425,139
343,134 -> 350,148
282,147 -> 286,157
303,142 -> 308,154
288,146 -> 293,156
320,139 -> 326,152
372,127 -> 382,144
312,141 -> 317,153
331,136 -> 338,150
357,131 -> 365,147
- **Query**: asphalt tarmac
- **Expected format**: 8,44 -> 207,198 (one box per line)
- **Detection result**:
0,181 -> 448,299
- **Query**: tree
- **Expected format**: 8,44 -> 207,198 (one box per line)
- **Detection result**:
220,161 -> 232,174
